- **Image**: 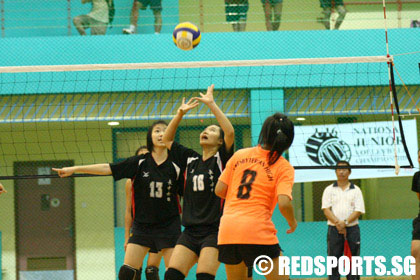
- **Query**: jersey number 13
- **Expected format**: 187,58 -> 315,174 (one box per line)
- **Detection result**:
149,181 -> 163,198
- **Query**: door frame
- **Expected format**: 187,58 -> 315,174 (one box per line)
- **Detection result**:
14,160 -> 76,280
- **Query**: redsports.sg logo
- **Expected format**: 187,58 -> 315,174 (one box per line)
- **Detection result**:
253,255 -> 416,276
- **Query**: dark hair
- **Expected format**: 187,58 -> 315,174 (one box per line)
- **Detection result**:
147,120 -> 168,152
216,125 -> 224,141
134,145 -> 147,156
258,113 -> 294,166
336,160 -> 351,172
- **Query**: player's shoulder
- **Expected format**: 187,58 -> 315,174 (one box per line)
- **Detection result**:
235,146 -> 255,155
274,156 -> 294,170
230,147 -> 257,160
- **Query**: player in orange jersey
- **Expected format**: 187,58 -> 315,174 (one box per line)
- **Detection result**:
215,113 -> 297,280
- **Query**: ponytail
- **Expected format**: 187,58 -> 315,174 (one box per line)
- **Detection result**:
258,113 -> 294,165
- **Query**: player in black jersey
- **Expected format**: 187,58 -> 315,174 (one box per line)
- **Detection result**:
411,150 -> 420,280
124,145 -> 163,280
163,84 -> 235,280
53,121 -> 183,280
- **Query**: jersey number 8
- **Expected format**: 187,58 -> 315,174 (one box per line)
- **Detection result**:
237,169 -> 257,199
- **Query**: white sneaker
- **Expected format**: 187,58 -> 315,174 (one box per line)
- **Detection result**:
122,28 -> 135,34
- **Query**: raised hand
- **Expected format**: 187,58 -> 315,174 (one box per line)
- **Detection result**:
193,84 -> 215,105
178,97 -> 199,116
0,183 -> 7,196
52,167 -> 75,178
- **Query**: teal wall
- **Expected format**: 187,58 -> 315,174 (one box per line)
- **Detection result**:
0,29 -> 419,95
115,218 -> 412,278
1,0 -> 179,37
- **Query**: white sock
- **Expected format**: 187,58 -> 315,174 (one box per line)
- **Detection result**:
129,24 -> 136,31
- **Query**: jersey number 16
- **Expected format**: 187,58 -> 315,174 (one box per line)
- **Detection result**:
192,174 -> 205,192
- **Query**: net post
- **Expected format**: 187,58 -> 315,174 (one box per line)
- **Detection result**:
389,63 -> 414,169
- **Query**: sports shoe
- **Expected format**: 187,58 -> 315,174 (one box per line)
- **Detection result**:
122,28 -> 135,34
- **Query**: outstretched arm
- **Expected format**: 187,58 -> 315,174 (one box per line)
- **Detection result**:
163,97 -> 199,150
193,84 -> 235,150
52,164 -> 111,178
124,179 -> 133,251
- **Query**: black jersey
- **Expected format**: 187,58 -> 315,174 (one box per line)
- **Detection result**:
170,141 -> 233,229
413,171 -> 420,213
412,171 -> 420,193
110,152 -> 182,226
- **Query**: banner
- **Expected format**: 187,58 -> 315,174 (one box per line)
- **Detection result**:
290,119 -> 418,182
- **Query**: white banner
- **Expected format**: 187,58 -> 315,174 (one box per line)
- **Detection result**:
290,119 -> 418,183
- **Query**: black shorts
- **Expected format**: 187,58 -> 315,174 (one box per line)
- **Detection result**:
137,0 -> 162,11
218,244 -> 281,267
247,266 -> 253,278
413,216 -> 420,240
129,217 -> 181,253
176,227 -> 218,257
225,0 -> 249,23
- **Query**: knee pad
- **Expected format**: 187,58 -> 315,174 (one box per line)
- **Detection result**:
196,273 -> 215,280
145,266 -> 160,280
164,268 -> 185,280
119,264 -> 141,280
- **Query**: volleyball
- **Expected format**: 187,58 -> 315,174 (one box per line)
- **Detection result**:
172,22 -> 201,51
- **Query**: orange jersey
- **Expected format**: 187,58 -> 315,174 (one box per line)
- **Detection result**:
218,146 -> 295,245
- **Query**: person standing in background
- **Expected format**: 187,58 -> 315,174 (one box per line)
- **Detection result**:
73,0 -> 110,35
225,0 -> 249,32
122,0 -> 162,34
321,161 -> 365,280
318,0 -> 346,30
261,0 -> 283,31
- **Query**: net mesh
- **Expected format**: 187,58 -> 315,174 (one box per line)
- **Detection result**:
1,57 -> 419,279
0,56 -> 415,180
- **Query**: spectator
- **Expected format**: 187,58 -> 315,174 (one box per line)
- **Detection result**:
73,0 -> 110,35
122,0 -> 162,34
318,0 -> 346,30
321,161 -> 365,280
261,0 -> 283,31
225,0 -> 249,32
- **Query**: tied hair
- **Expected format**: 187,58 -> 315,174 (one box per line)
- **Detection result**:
269,115 -> 289,165
259,113 -> 294,166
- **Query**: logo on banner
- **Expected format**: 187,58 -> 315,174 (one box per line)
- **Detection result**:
305,128 -> 351,166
